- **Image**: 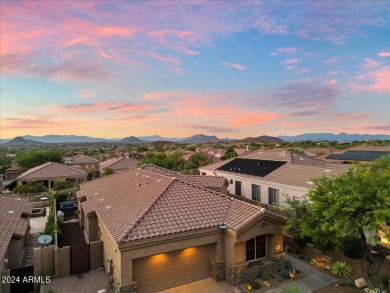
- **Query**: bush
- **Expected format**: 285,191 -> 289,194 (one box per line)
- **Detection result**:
12,180 -> 48,194
330,261 -> 353,278
259,271 -> 269,280
247,280 -> 261,289
305,256 -> 312,262
381,275 -> 390,287
52,179 -> 73,191
341,235 -> 365,259
280,268 -> 290,279
283,260 -> 293,269
279,282 -> 313,293
296,235 -> 312,246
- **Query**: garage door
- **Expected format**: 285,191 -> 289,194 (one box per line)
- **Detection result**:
133,244 -> 213,293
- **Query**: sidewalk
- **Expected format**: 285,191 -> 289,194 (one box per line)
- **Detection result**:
264,254 -> 338,292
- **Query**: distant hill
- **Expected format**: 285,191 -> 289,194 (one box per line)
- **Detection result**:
182,134 -> 221,144
137,135 -> 184,142
278,132 -> 390,142
238,135 -> 283,144
3,136 -> 44,145
22,135 -> 118,143
121,136 -> 147,144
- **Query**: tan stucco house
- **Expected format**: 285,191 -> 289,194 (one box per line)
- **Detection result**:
76,166 -> 286,293
99,156 -> 138,173
66,155 -> 100,177
0,195 -> 32,292
16,162 -> 87,191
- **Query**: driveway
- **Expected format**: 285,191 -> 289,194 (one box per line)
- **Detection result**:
157,278 -> 237,293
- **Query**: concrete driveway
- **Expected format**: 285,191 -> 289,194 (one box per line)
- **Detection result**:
157,278 -> 237,293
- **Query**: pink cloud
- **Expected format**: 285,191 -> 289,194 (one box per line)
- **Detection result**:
278,122 -> 311,128
378,52 -> 390,57
231,112 -> 278,126
77,89 -> 96,99
58,101 -> 153,113
326,79 -> 338,86
169,67 -> 186,75
281,58 -> 299,65
150,52 -> 181,65
363,58 -> 381,68
349,66 -> 390,92
333,112 -> 368,120
221,62 -> 246,70
270,47 -> 298,55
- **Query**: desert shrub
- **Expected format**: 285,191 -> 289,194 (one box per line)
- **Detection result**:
381,275 -> 390,286
330,261 -> 353,278
12,180 -> 48,194
279,282 -> 313,293
282,260 -> 293,269
341,235 -> 365,259
337,279 -> 354,287
295,235 -> 312,246
247,280 -> 261,289
259,271 -> 269,280
305,256 -> 312,262
280,268 -> 290,279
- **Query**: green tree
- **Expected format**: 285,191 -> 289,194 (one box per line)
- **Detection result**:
12,180 -> 48,194
285,156 -> 390,291
102,167 -> 114,176
15,150 -> 63,169
221,146 -> 237,160
52,179 -> 73,191
0,153 -> 13,166
140,151 -> 185,171
136,145 -> 149,152
187,153 -> 210,169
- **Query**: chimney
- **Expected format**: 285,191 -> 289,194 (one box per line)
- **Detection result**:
125,153 -> 129,159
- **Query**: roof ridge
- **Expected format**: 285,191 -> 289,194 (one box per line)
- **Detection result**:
57,162 -> 87,174
79,166 -> 139,187
118,178 -> 175,243
17,161 -> 52,178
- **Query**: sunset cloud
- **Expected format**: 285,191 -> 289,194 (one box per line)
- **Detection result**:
378,52 -> 390,57
270,47 -> 298,55
221,62 -> 246,70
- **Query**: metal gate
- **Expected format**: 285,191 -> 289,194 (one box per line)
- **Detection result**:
70,244 -> 90,274
10,265 -> 34,293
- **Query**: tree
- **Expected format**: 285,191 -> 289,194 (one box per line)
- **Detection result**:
102,167 -> 114,176
187,153 -> 210,169
12,180 -> 48,194
285,155 -> 390,291
52,179 -> 73,191
15,150 -> 63,169
221,146 -> 237,160
136,145 -> 148,152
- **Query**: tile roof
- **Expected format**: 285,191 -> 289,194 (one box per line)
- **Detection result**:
68,155 -> 99,165
99,157 -> 138,171
0,196 -> 32,261
77,167 -> 272,243
17,162 -> 87,181
140,164 -> 228,189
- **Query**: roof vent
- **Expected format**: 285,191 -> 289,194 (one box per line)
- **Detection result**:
16,198 -> 21,200
324,169 -> 331,172
300,157 -> 304,160
8,210 -> 14,214
136,183 -> 141,186
306,181 -> 314,185
99,198 -> 104,201
105,205 -> 111,209
157,179 -> 162,182
94,192 -> 99,195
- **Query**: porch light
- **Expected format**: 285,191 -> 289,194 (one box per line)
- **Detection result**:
218,224 -> 228,229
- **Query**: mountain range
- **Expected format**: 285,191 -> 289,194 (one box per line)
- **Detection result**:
0,132 -> 389,144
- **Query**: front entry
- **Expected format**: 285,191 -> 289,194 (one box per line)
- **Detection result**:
133,244 -> 213,293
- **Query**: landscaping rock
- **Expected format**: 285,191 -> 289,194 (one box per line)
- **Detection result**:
262,281 -> 271,288
310,258 -> 318,266
355,278 -> 367,288
325,265 -> 331,270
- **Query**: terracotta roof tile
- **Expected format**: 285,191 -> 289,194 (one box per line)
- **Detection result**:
0,196 -> 32,261
17,162 -> 86,181
99,157 -> 138,172
68,155 -> 99,165
77,166 -> 268,243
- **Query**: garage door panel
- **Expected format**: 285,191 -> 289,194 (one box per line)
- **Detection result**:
133,244 -> 213,293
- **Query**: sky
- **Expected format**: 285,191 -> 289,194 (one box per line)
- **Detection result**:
1,0 -> 389,139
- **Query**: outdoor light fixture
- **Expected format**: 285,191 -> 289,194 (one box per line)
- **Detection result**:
218,224 -> 227,229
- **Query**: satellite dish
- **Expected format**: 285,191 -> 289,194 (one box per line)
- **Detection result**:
38,235 -> 53,246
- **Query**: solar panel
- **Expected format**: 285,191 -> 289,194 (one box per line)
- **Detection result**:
216,158 -> 286,177
326,150 -> 390,161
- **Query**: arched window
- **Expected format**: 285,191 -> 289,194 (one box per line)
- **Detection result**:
246,235 -> 267,261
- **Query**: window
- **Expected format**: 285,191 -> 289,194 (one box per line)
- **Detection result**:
251,184 -> 261,201
235,180 -> 242,196
246,235 -> 267,261
229,179 -> 233,184
268,187 -> 279,205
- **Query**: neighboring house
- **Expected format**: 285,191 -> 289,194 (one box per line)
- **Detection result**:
76,166 -> 285,293
0,196 -> 32,275
16,162 -> 87,191
67,155 -> 100,177
99,156 -> 138,173
199,150 -> 348,206
140,164 -> 229,194
4,166 -> 24,180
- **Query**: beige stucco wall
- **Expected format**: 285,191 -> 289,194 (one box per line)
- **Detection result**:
118,228 -> 224,287
8,238 -> 23,270
86,215 -> 98,243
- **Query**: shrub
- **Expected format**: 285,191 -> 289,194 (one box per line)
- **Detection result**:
52,179 -> 73,191
341,235 -> 365,259
280,268 -> 291,279
296,235 -> 312,246
283,260 -> 293,269
305,256 -> 312,262
259,271 -> 269,280
247,280 -> 261,289
279,282 -> 313,293
381,274 -> 390,286
337,279 -> 354,287
330,261 -> 353,278
12,180 -> 48,194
